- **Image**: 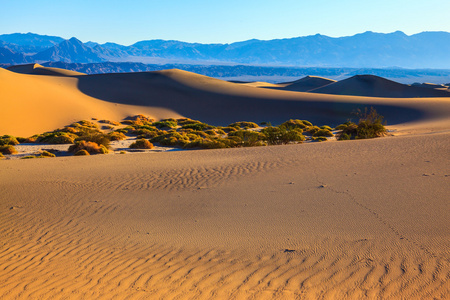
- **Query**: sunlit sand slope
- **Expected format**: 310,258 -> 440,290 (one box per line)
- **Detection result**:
0,132 -> 448,299
0,68 -> 181,136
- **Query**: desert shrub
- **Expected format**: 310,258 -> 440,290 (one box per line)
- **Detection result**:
121,115 -> 154,126
21,155 -> 37,159
228,130 -> 266,147
129,139 -> 154,149
119,151 -> 126,154
354,107 -> 387,139
204,129 -> 217,136
99,119 -> 121,126
0,145 -> 17,154
320,125 -> 333,131
39,150 -> 56,158
74,149 -> 90,156
37,132 -> 76,144
107,132 -> 127,141
222,126 -> 238,133
181,122 -> 214,131
75,133 -> 110,148
339,133 -> 351,140
301,120 -> 313,127
152,120 -> 178,129
228,121 -> 259,129
69,141 -> 108,155
313,129 -> 334,137
216,128 -> 226,135
312,136 -> 328,142
0,153 -> 4,159
337,108 -> 387,140
151,132 -> 190,147
0,135 -> 20,146
280,119 -> 308,130
261,127 -> 305,145
304,126 -> 321,135
15,137 -> 28,143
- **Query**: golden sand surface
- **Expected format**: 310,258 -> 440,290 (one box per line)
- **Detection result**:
0,66 -> 449,299
0,133 -> 449,299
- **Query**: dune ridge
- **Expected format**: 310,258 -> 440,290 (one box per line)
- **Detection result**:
310,75 -> 450,98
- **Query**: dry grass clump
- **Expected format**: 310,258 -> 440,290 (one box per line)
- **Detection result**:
129,139 -> 154,149
0,153 -> 4,159
21,155 -> 37,159
0,135 -> 20,146
337,107 -> 387,140
0,145 -> 17,154
68,141 -> 108,155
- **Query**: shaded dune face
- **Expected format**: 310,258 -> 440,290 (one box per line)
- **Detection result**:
75,70 -> 424,126
270,75 -> 337,92
310,75 -> 450,98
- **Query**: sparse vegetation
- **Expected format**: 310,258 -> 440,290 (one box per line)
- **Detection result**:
337,107 -> 387,140
1,110 -> 388,160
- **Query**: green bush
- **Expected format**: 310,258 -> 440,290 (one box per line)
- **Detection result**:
0,145 -> 17,154
74,149 -> 90,156
261,127 -> 305,145
279,119 -> 308,130
313,129 -> 334,137
39,150 -> 56,158
320,125 -> 333,131
228,130 -> 266,147
0,135 -> 19,146
152,120 -> 178,129
337,107 -> 387,140
37,132 -> 76,144
312,136 -> 328,142
129,139 -> 154,149
228,121 -> 259,129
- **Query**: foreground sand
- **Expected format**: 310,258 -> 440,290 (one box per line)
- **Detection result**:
1,132 -> 449,299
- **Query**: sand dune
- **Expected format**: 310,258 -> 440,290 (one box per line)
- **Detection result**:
0,132 -> 449,299
7,63 -> 86,76
1,67 -> 450,137
311,75 -> 450,98
0,68 -> 180,136
273,75 -> 336,92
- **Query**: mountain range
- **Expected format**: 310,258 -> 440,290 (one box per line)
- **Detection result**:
1,31 -> 450,68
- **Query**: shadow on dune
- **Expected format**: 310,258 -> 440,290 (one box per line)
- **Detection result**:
76,71 -> 424,126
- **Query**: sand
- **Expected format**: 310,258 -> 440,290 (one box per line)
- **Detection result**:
0,66 -> 449,299
1,132 -> 449,299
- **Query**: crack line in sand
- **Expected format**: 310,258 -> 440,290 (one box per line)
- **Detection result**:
312,170 -> 439,259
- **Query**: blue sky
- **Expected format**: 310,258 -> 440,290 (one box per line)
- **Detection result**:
1,0 -> 449,45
